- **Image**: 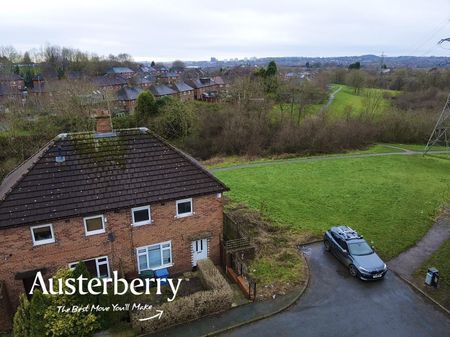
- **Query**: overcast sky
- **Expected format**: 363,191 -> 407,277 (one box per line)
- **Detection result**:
1,0 -> 450,62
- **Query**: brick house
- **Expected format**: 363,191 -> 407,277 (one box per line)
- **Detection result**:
0,113 -> 228,331
29,75 -> 48,97
0,84 -> 24,103
93,74 -> 128,91
133,74 -> 155,89
149,84 -> 178,98
186,78 -> 219,101
115,86 -> 143,112
170,81 -> 195,101
106,67 -> 135,79
158,72 -> 179,84
0,74 -> 25,91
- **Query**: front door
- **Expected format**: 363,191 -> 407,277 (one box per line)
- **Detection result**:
192,239 -> 208,267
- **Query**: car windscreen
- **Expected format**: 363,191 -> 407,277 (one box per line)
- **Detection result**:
348,241 -> 373,256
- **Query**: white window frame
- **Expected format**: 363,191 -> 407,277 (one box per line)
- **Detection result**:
136,241 -> 173,273
131,205 -> 152,226
83,215 -> 105,236
176,198 -> 193,218
68,256 -> 111,278
30,224 -> 55,246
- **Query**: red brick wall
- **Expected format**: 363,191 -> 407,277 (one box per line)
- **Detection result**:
0,193 -> 223,331
179,90 -> 195,102
0,281 -> 12,331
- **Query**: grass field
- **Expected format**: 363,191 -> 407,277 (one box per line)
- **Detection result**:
271,84 -> 398,120
327,84 -> 399,117
215,155 -> 450,260
204,143 -> 449,170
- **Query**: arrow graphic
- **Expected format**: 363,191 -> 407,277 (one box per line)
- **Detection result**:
138,310 -> 164,321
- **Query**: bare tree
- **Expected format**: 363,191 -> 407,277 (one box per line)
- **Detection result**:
346,70 -> 365,94
0,45 -> 21,63
362,89 -> 384,117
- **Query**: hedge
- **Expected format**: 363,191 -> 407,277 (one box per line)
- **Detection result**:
131,259 -> 233,334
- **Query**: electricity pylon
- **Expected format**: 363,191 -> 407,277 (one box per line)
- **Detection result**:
424,94 -> 450,154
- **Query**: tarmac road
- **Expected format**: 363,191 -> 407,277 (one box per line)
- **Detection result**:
220,243 -> 450,337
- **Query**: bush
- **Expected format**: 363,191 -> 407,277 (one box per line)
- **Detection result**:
13,295 -> 31,337
197,259 -> 231,291
12,266 -> 101,337
154,98 -> 195,139
134,91 -> 157,125
131,259 -> 233,334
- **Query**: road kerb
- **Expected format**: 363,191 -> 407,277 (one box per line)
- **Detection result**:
391,270 -> 450,318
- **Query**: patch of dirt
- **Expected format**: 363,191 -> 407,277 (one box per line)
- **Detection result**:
225,203 -> 316,300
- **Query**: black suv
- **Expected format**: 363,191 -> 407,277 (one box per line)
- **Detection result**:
323,226 -> 387,280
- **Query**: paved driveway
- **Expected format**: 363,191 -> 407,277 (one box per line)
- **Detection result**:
221,243 -> 450,337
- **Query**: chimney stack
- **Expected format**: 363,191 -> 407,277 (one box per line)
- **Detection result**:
94,109 -> 113,133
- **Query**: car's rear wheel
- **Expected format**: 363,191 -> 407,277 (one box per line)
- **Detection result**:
349,264 -> 358,277
324,240 -> 331,252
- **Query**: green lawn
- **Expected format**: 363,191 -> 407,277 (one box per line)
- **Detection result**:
413,238 -> 450,310
215,155 -> 450,260
204,144 -> 423,170
327,84 -> 398,117
389,143 -> 449,152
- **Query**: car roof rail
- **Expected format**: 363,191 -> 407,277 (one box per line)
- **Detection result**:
335,225 -> 362,240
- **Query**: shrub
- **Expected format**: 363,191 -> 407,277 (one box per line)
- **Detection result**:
197,259 -> 231,291
12,266 -> 100,337
131,259 -> 233,334
134,91 -> 157,125
29,290 -> 50,337
12,294 -> 31,337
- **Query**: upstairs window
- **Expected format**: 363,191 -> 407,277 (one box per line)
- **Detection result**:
176,198 -> 193,218
84,215 -> 105,236
31,224 -> 55,246
132,206 -> 152,226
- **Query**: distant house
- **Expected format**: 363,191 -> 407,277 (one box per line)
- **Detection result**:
186,78 -> 219,101
284,71 -> 312,80
148,67 -> 158,75
116,86 -> 143,112
212,76 -> 226,89
29,86 -> 49,97
107,67 -> 135,79
150,84 -> 177,98
133,74 -> 155,89
153,64 -> 169,75
158,72 -> 179,84
170,81 -> 195,101
32,75 -> 45,89
0,84 -> 24,103
93,74 -> 128,90
0,73 -> 25,91
137,64 -> 151,73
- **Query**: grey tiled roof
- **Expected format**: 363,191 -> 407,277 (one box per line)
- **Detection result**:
107,67 -> 134,74
0,128 -> 228,228
93,75 -> 128,87
150,85 -> 177,96
170,82 -> 193,93
116,86 -> 143,101
186,78 -> 216,89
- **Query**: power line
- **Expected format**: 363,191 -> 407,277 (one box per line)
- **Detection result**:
403,18 -> 450,55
